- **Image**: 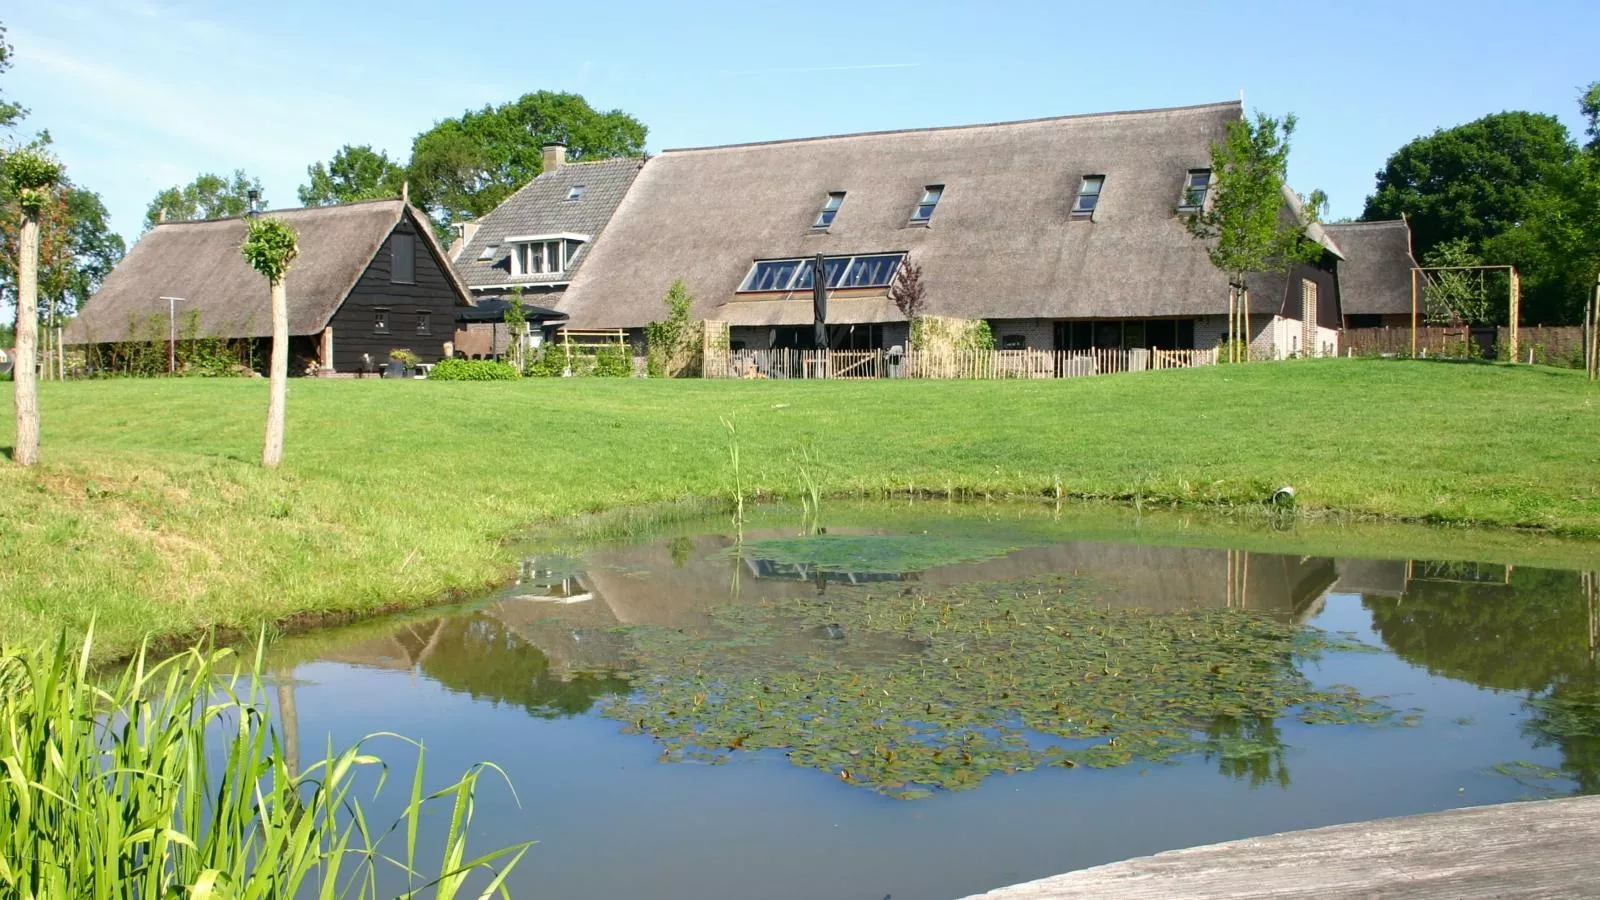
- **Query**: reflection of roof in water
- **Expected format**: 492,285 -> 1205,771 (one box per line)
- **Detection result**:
744,556 -> 907,584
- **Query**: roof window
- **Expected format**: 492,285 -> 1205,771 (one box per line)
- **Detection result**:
813,191 -> 846,229
738,253 -> 906,293
909,185 -> 943,224
477,244 -> 498,261
1179,169 -> 1211,211
1071,175 -> 1104,219
566,185 -> 586,201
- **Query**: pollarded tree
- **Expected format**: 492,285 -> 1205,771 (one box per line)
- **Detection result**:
4,147 -> 64,466
1186,112 -> 1323,361
240,217 -> 299,468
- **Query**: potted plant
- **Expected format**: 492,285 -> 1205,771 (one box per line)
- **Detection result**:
386,348 -> 420,378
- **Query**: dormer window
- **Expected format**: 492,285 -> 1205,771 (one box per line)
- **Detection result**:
813,191 -> 846,229
505,233 -> 589,277
909,185 -> 943,224
1179,169 -> 1212,211
566,185 -> 586,201
1071,175 -> 1104,219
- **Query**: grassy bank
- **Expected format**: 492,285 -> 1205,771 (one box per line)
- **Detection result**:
1,358 -> 1597,655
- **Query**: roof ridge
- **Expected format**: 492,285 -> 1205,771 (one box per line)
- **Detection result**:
659,100 -> 1243,154
152,196 -> 402,228
1324,219 -> 1407,228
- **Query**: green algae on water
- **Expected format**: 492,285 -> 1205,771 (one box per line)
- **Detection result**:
602,574 -> 1401,798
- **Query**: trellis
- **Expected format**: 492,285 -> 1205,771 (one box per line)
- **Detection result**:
1408,265 -> 1520,360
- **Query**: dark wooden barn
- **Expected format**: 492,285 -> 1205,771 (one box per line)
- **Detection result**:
65,199 -> 472,374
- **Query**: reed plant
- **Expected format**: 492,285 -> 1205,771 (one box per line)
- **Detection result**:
0,628 -> 528,898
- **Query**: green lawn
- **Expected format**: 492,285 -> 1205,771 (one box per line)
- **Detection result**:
1,358 -> 1597,655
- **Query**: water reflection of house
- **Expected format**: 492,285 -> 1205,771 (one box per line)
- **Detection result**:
500,533 -> 1340,652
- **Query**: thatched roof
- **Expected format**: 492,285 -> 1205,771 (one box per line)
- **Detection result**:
557,101 -> 1331,329
452,157 -> 643,291
65,199 -> 468,344
1322,220 -> 1417,316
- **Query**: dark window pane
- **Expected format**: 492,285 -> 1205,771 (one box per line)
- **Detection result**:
815,209 -> 837,227
913,204 -> 936,221
374,311 -> 389,334
1177,318 -> 1195,349
1071,321 -> 1092,350
1074,193 -> 1099,212
416,312 -> 431,335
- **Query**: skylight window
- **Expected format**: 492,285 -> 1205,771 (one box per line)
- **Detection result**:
1179,169 -> 1212,211
566,185 -> 586,201
1071,175 -> 1104,219
813,191 -> 846,229
477,245 -> 498,261
738,253 -> 905,293
909,185 -> 943,224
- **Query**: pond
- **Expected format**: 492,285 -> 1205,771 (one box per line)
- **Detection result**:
263,503 -> 1600,900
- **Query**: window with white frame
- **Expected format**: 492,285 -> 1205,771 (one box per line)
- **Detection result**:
509,239 -> 573,276
737,253 -> 905,293
1071,175 -> 1104,219
1179,169 -> 1212,211
566,185 -> 586,201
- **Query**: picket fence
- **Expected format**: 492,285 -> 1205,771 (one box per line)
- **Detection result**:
716,347 -> 1217,380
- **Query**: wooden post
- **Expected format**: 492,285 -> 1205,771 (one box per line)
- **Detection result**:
1243,288 -> 1252,362
320,326 -> 334,374
262,276 -> 289,468
13,214 -> 40,466
1410,268 -> 1419,359
1227,288 -> 1237,364
1507,267 -> 1521,363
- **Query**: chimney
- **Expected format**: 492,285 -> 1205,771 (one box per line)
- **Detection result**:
447,221 -> 480,262
542,142 -> 567,172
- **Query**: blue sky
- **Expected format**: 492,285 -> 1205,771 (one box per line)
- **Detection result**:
6,0 -> 1596,244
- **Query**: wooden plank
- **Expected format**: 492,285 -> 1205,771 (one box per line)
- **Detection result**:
964,795 -> 1600,899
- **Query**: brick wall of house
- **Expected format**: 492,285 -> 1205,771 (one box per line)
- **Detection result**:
986,318 -> 1055,350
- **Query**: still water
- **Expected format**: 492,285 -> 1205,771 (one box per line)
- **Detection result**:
264,504 -> 1599,900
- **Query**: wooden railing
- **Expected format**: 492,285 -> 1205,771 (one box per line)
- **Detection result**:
719,347 -> 1218,380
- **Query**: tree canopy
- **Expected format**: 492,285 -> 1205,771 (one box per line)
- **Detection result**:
297,144 -> 406,207
143,170 -> 264,230
1185,112 -> 1322,291
1,177 -> 124,320
407,91 -> 646,227
1361,111 -> 1582,322
0,21 -> 24,131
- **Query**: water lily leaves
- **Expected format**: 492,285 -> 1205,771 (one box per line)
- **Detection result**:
601,575 -> 1399,797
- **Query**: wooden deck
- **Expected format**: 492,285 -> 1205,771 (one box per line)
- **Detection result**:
964,795 -> 1600,899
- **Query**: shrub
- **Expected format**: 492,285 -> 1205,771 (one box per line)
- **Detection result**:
593,343 -> 633,377
428,358 -> 519,381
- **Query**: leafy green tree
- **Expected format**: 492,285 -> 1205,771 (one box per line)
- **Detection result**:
144,170 -> 264,230
1185,112 -> 1322,360
408,91 -> 646,228
0,21 -> 24,130
240,217 -> 298,468
1581,81 -> 1600,152
1361,112 -> 1579,322
297,144 -> 406,207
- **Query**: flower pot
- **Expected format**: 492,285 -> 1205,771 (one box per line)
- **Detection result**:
383,361 -> 408,378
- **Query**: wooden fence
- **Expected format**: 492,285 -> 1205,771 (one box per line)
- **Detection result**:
1343,325 -> 1587,366
719,347 -> 1217,380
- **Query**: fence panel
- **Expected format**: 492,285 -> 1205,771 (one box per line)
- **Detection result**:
718,346 -> 1218,380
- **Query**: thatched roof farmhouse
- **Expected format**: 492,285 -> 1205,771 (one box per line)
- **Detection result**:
528,100 -> 1376,357
1322,219 -> 1419,327
66,199 -> 470,373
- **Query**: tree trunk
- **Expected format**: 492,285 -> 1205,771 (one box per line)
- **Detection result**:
262,277 -> 288,468
13,215 -> 41,466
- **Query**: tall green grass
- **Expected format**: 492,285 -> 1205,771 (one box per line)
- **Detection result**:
0,629 -> 527,898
